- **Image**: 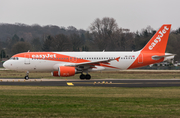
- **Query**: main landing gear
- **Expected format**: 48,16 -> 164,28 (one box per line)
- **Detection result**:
80,73 -> 91,80
24,71 -> 29,80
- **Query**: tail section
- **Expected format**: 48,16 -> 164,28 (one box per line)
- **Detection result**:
141,24 -> 171,53
128,24 -> 172,69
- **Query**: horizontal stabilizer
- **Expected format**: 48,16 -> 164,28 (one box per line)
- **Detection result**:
152,54 -> 176,60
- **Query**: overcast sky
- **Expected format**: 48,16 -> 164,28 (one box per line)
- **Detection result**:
0,0 -> 180,32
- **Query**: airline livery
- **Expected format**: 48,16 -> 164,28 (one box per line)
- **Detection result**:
3,24 -> 174,80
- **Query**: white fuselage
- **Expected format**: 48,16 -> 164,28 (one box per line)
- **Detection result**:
3,51 -> 140,72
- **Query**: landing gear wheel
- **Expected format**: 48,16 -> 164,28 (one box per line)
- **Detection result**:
24,76 -> 29,80
24,71 -> 29,80
85,74 -> 91,80
80,74 -> 86,80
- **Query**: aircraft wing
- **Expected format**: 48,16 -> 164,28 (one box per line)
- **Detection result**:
64,57 -> 120,67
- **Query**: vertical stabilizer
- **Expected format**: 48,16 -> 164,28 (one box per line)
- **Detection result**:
141,24 -> 171,53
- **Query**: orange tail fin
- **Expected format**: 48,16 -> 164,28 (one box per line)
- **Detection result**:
141,24 -> 171,53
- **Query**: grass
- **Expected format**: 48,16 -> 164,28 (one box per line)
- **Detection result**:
1,69 -> 180,79
0,86 -> 180,117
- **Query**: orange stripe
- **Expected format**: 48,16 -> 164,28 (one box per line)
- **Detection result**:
13,52 -> 90,63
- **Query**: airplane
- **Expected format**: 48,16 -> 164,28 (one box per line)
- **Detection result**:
3,24 -> 175,80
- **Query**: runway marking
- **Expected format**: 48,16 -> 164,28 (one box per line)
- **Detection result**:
72,82 -> 94,84
72,82 -> 130,85
67,82 -> 74,86
69,82 -> 180,85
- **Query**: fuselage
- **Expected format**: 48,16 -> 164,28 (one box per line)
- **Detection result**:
3,51 -> 166,72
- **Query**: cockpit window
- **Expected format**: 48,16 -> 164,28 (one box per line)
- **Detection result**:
10,57 -> 19,60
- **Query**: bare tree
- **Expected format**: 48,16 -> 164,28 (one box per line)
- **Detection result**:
89,17 -> 119,51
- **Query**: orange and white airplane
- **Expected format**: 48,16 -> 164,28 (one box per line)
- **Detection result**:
3,24 -> 175,80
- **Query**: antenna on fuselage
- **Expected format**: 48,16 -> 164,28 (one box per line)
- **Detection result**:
28,50 -> 30,52
103,50 -> 105,52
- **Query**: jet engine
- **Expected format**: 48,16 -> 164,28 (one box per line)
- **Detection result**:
51,66 -> 76,77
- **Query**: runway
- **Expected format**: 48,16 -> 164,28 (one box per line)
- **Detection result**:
0,79 -> 180,87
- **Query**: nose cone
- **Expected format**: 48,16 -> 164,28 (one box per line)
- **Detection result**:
3,61 -> 8,69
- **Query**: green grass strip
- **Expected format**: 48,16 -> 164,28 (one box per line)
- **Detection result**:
0,86 -> 180,117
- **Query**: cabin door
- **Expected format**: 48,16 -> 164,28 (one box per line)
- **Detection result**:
138,53 -> 143,63
24,54 -> 30,64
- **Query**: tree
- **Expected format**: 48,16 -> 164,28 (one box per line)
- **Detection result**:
70,33 -> 84,51
67,26 -> 77,31
42,35 -> 53,51
20,38 -> 25,42
12,34 -> 19,44
11,42 -> 31,54
0,49 -> 6,58
51,34 -> 71,51
89,17 -> 119,51
90,17 -> 118,37
134,26 -> 156,51
82,46 -> 89,51
120,34 -> 126,50
31,38 -> 42,51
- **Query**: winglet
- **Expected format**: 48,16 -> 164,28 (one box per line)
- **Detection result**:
115,57 -> 120,62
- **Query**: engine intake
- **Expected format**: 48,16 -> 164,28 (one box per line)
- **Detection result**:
52,66 -> 76,77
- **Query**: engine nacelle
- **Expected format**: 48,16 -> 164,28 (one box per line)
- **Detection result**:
51,71 -> 59,77
52,66 -> 76,77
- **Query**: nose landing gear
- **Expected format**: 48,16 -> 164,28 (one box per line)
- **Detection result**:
24,71 -> 29,80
